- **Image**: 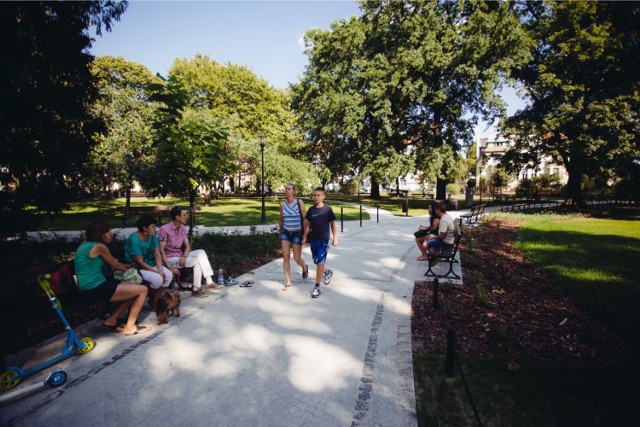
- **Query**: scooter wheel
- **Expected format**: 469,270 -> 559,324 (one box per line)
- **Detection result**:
0,369 -> 21,391
76,337 -> 95,354
46,370 -> 67,387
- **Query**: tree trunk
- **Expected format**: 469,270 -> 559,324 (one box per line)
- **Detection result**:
370,176 -> 381,199
562,145 -> 586,208
436,179 -> 447,200
125,187 -> 131,209
395,177 -> 400,197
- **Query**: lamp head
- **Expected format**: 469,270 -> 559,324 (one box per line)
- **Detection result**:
259,134 -> 265,148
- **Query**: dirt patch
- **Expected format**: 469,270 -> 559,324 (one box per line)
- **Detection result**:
411,218 -> 631,362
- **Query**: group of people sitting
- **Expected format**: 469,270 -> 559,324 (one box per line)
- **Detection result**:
74,206 -> 219,336
413,200 -> 457,261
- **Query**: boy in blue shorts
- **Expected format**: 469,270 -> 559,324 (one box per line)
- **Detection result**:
303,187 -> 339,298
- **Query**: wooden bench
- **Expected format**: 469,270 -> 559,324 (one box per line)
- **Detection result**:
424,232 -> 463,280
117,206 -> 201,228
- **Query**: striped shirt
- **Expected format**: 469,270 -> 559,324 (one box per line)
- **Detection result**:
282,199 -> 302,231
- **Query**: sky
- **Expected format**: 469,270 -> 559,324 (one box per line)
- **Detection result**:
90,0 -> 523,141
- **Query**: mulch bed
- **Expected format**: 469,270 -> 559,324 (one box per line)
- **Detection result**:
411,218 -> 632,363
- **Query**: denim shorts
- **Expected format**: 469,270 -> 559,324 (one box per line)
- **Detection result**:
281,229 -> 303,245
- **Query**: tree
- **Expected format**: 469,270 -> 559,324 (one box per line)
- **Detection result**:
144,74 -> 236,203
168,55 -> 306,190
292,1 -> 530,200
503,1 -> 640,206
0,1 -> 127,236
89,56 -> 160,205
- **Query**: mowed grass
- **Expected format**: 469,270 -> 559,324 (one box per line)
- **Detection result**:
32,196 -> 369,231
516,210 -> 640,347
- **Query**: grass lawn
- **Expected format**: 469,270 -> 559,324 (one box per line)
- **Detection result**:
31,196 -> 369,231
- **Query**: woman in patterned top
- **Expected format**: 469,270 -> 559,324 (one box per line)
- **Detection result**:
278,183 -> 309,291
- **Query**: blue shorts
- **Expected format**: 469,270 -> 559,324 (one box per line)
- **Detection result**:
427,238 -> 453,249
310,240 -> 329,265
281,229 -> 303,245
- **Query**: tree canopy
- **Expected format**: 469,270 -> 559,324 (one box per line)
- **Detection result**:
0,1 -> 127,235
503,0 -> 640,206
292,0 -> 530,199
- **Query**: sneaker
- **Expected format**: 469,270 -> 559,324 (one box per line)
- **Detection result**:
191,289 -> 208,298
224,277 -> 238,286
302,264 -> 309,280
207,283 -> 225,290
311,286 -> 321,298
323,269 -> 333,285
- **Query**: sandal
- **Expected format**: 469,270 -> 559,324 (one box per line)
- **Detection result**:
302,264 -> 309,279
282,283 -> 292,291
240,281 -> 254,287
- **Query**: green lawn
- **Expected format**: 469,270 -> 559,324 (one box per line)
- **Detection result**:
32,196 -> 369,231
515,210 -> 640,347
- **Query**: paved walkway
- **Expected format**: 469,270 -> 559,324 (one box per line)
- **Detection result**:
1,206 -> 468,427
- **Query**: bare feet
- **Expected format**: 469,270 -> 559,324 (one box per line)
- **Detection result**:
123,325 -> 152,336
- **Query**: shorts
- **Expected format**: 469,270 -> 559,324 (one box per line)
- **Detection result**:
80,278 -> 120,303
414,229 -> 431,238
281,229 -> 303,245
310,240 -> 329,265
427,238 -> 453,250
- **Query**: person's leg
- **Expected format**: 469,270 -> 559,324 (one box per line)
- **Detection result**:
160,266 -> 173,288
415,236 -> 428,259
185,249 -> 214,289
291,231 -> 307,274
281,238 -> 293,286
108,284 -> 150,334
139,270 -> 163,311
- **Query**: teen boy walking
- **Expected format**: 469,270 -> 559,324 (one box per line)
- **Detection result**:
303,187 -> 339,298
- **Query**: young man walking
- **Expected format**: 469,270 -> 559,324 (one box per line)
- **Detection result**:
303,187 -> 339,298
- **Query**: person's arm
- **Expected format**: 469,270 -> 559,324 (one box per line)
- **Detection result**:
154,246 -> 166,278
159,240 -> 179,275
179,236 -> 191,267
330,220 -> 338,246
303,211 -> 311,243
93,244 -> 129,271
278,202 -> 284,240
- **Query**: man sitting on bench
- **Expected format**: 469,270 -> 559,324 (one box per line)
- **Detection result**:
422,202 -> 456,264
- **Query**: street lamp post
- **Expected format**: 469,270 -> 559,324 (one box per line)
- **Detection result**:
478,146 -> 486,205
260,134 -> 266,223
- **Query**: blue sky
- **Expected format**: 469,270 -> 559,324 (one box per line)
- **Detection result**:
90,0 -> 361,88
90,0 -> 522,140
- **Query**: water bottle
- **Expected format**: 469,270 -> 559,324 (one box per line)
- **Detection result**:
217,267 -> 224,285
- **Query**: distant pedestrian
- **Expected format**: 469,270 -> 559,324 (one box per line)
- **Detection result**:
279,183 -> 309,291
303,187 -> 339,298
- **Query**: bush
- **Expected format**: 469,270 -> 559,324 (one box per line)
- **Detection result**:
340,179 -> 360,195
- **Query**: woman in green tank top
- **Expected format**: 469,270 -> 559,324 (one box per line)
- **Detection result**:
74,221 -> 152,336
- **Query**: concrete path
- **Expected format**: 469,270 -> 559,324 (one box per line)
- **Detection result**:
1,206 -> 467,427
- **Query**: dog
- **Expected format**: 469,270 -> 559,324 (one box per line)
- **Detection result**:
156,290 -> 181,325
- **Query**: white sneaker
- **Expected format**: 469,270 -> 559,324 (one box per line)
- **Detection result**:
311,287 -> 321,298
323,269 -> 333,285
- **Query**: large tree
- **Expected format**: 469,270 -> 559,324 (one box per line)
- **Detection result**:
292,0 -> 530,199
503,1 -> 640,206
0,1 -> 127,236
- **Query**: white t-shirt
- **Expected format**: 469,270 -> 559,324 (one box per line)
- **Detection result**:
437,213 -> 456,245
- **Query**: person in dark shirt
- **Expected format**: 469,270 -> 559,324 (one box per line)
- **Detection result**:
303,187 -> 339,298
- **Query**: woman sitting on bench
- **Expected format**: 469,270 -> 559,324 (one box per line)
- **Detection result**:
124,216 -> 173,312
415,202 -> 441,261
75,221 -> 152,336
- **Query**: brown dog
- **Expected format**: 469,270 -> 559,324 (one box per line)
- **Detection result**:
156,290 -> 181,324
